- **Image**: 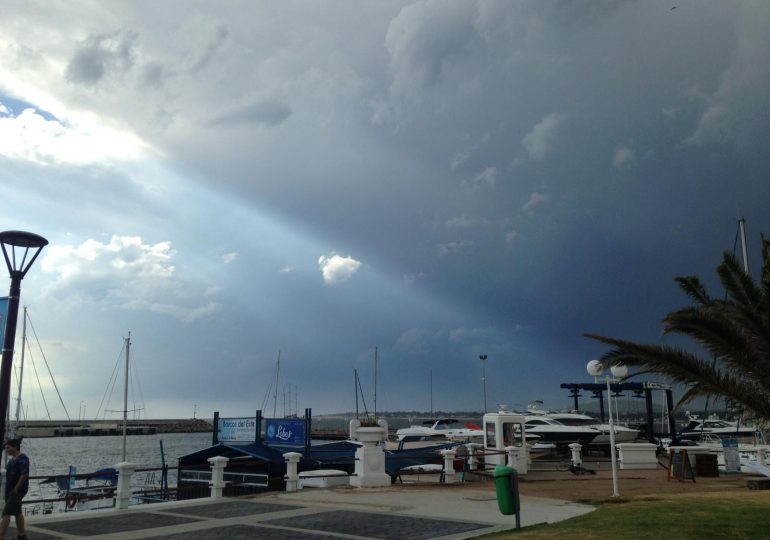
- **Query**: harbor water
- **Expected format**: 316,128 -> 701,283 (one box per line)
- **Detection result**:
16,432 -> 212,508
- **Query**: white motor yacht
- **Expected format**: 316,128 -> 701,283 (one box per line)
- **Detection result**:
395,418 -> 483,443
546,411 -> 640,444
678,413 -> 758,443
523,416 -> 601,446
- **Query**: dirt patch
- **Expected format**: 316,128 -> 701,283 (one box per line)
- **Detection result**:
516,467 -> 752,503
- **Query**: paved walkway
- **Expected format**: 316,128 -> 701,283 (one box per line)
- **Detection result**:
11,484 -> 593,539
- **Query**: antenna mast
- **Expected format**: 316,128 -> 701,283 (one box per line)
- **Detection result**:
738,218 -> 750,274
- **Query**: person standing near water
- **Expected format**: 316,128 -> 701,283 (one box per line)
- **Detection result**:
0,438 -> 29,540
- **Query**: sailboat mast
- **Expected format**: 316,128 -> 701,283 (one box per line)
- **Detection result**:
374,347 -> 377,418
354,369 -> 359,418
738,218 -> 750,275
122,332 -> 130,462
273,350 -> 281,417
13,307 -> 27,432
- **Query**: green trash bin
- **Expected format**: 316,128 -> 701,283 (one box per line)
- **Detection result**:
493,464 -> 520,528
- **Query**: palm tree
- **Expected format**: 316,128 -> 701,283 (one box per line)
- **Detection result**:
585,235 -> 770,421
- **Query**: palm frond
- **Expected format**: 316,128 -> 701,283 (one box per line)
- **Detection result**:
717,251 -> 760,310
674,276 -> 712,306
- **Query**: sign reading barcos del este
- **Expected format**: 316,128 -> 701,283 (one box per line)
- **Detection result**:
218,417 -> 257,442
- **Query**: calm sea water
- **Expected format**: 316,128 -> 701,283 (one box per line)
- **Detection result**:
17,432 -> 213,504
20,432 -> 213,477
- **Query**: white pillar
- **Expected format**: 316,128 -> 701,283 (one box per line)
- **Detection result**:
207,456 -> 229,499
569,443 -> 582,467
350,427 -> 390,488
114,462 -> 137,510
441,449 -> 457,484
758,448 -> 767,466
465,443 -> 481,470
283,452 -> 302,492
348,419 -> 361,440
504,446 -> 518,468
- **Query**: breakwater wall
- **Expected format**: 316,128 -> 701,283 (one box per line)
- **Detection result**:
16,418 -> 213,438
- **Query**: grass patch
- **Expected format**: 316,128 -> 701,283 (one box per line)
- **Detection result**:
479,491 -> 770,539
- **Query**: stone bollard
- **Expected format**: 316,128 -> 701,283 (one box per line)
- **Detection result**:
505,446 -> 521,469
283,452 -> 303,492
114,462 -> 137,510
569,443 -> 582,468
208,456 -> 229,499
441,449 -> 457,483
758,448 -> 767,466
465,443 -> 481,470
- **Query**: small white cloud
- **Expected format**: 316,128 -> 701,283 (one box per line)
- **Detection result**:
279,265 -> 294,273
318,253 -> 362,284
449,326 -> 494,342
522,192 -> 550,214
204,285 -> 222,296
522,112 -> 564,161
505,230 -> 517,245
437,240 -> 473,256
222,252 -> 238,264
662,106 -> 679,119
445,215 -> 475,228
461,167 -> 498,192
0,103 -> 8,115
612,145 -> 636,170
403,272 -> 426,285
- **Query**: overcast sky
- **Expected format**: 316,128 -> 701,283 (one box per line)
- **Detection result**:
0,1 -> 768,421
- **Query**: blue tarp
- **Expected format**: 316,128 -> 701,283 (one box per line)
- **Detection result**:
178,439 -> 459,478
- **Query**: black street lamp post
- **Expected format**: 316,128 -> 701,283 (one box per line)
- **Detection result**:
0,231 -> 48,444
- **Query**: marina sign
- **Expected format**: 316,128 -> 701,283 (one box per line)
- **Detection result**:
264,418 -> 306,446
218,417 -> 258,442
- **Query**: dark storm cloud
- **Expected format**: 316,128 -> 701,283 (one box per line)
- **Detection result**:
206,99 -> 292,127
65,29 -> 138,85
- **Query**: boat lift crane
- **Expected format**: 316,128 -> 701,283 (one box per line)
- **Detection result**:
559,381 -> 677,445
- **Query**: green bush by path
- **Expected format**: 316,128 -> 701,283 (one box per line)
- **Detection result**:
479,491 -> 770,540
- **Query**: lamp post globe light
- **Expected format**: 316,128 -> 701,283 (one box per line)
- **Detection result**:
0,230 -> 48,444
586,359 -> 621,498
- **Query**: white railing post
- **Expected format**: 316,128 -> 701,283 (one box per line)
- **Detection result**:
283,452 -> 303,492
569,443 -> 582,468
114,462 -> 137,510
505,446 -> 519,469
208,456 -> 229,499
441,449 -> 457,483
465,443 -> 481,470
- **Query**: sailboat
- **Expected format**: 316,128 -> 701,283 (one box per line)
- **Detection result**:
45,333 -> 136,511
